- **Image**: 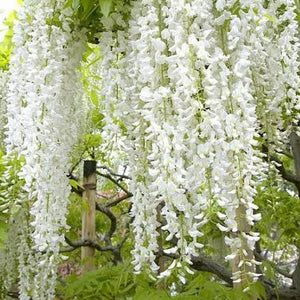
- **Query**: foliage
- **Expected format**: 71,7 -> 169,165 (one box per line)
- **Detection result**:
0,151 -> 25,248
256,183 -> 300,250
57,265 -> 267,300
0,11 -> 15,71
57,263 -> 136,299
63,0 -> 131,43
177,275 -> 267,300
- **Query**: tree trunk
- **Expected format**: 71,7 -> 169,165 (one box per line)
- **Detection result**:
81,160 -> 97,272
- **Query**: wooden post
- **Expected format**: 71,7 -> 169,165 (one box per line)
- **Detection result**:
82,160 -> 97,272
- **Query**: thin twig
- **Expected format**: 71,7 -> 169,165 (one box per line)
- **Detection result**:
97,171 -> 131,195
97,165 -> 132,180
106,192 -> 133,208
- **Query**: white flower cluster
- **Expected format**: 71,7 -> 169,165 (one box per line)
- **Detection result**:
0,70 -> 8,147
252,0 -> 300,148
5,1 -> 86,298
123,0 -> 211,275
96,12 -> 130,166
95,0 -> 300,284
276,0 -> 300,133
97,0 -> 300,284
189,0 -> 264,283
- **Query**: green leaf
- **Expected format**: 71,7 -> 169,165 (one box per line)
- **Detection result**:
90,90 -> 99,106
85,133 -> 103,148
263,14 -> 276,23
81,0 -> 94,12
81,0 -> 98,21
69,179 -> 79,189
99,0 -> 112,17
69,179 -> 84,191
245,282 -> 267,300
63,0 -> 73,9
72,0 -> 81,12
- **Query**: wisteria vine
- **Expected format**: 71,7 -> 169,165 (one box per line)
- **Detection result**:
5,0 -> 86,298
2,0 -> 300,298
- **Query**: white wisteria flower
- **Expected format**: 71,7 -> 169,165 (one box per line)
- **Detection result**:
5,0 -> 86,298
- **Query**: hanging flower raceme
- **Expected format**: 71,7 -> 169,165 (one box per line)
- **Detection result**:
117,0 -> 210,277
124,0 -> 163,274
246,0 -> 300,197
197,0 -> 265,284
277,0 -> 300,132
0,70 -> 8,147
253,0 -> 300,150
5,1 -> 86,299
148,0 -> 214,276
96,11 -> 130,166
